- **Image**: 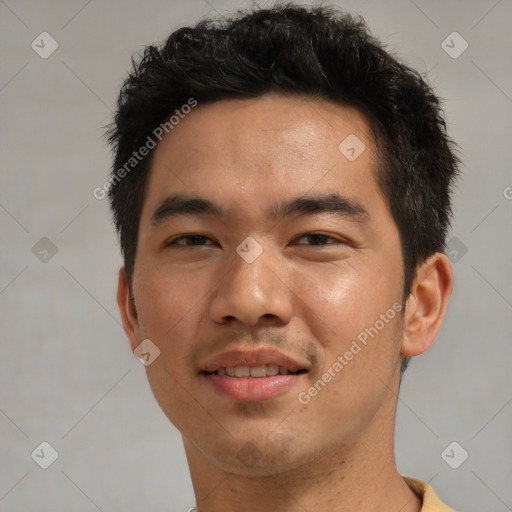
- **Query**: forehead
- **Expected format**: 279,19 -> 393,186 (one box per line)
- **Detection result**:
142,94 -> 383,223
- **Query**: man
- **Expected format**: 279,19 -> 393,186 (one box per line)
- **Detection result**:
108,4 -> 459,511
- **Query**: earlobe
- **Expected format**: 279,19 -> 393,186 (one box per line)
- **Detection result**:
117,267 -> 141,352
401,253 -> 453,357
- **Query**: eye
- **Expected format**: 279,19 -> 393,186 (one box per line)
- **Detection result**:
165,234 -> 217,247
292,233 -> 344,246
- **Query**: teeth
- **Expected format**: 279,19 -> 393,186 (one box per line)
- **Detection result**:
265,365 -> 279,376
249,365 -> 266,378
235,366 -> 250,377
216,365 -> 294,378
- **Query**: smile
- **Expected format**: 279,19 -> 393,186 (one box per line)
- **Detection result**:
209,365 -> 307,378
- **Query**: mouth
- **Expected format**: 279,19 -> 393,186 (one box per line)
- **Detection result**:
200,349 -> 310,401
204,365 -> 308,378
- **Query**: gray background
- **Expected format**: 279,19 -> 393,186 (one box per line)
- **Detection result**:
1,0 -> 511,511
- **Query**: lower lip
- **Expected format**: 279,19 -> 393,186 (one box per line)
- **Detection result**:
204,373 -> 302,402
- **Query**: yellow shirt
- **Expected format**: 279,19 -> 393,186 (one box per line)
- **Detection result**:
404,477 -> 456,511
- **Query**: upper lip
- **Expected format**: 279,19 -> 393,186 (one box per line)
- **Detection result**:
201,348 -> 310,373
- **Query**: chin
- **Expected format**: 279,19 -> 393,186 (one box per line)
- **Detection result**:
190,430 -> 318,478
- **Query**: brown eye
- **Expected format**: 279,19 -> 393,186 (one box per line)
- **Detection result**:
293,233 -> 342,246
166,235 -> 216,246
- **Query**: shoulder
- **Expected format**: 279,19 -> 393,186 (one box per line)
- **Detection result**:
403,476 -> 457,512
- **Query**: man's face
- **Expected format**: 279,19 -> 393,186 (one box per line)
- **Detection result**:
125,94 -> 406,474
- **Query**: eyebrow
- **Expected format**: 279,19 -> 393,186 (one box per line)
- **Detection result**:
151,193 -> 370,226
151,195 -> 223,225
268,193 -> 370,223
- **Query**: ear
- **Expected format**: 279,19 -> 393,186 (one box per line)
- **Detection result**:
401,253 -> 453,357
117,267 -> 141,352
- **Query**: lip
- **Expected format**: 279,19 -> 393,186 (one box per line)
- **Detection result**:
201,348 -> 309,374
204,373 -> 303,401
200,348 -> 310,402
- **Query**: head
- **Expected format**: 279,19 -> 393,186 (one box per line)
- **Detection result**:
109,4 -> 457,476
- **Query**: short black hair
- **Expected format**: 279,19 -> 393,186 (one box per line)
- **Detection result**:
107,4 -> 459,362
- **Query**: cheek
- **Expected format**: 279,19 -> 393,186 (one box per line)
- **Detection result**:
290,257 -> 403,380
134,267 -> 208,429
290,259 -> 397,341
132,264 -> 206,351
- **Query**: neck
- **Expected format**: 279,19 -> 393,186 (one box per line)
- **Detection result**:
184,431 -> 421,512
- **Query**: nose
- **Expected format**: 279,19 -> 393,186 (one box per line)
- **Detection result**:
208,245 -> 294,327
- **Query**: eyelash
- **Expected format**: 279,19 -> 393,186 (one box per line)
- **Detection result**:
165,233 -> 346,247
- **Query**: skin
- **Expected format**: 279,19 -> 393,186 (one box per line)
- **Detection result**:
117,94 -> 453,511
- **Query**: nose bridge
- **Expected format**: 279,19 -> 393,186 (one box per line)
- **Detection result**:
209,240 -> 293,326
